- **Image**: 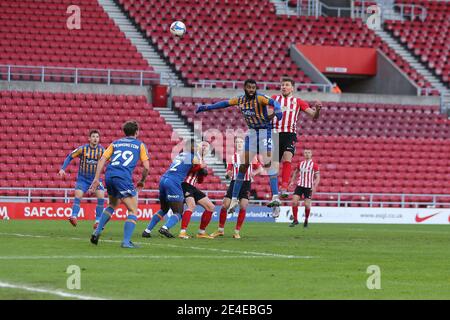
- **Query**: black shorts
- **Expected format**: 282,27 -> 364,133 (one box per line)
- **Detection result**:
278,132 -> 297,161
225,180 -> 251,200
181,182 -> 207,203
294,186 -> 312,199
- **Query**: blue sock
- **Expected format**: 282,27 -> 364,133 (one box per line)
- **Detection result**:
71,198 -> 81,217
146,210 -> 165,232
123,214 -> 137,244
95,198 -> 105,221
164,213 -> 182,230
268,173 -> 279,196
95,207 -> 114,236
231,172 -> 245,198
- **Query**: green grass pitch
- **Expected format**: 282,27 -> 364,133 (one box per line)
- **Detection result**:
0,220 -> 449,299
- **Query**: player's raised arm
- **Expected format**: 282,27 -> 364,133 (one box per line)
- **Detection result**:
304,100 -> 322,121
89,144 -> 112,193
269,98 -> 283,120
58,147 -> 82,176
195,97 -> 239,114
137,143 -> 150,191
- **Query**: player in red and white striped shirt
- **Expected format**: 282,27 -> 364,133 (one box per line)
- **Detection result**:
211,137 -> 263,239
272,77 -> 321,198
288,148 -> 320,227
178,141 -> 216,239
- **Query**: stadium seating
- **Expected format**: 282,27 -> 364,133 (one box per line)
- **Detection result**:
0,0 -> 158,84
0,91 -> 225,200
172,96 -> 450,205
117,0 -> 434,92
385,0 -> 450,87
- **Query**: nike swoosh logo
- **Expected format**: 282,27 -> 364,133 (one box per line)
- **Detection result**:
415,212 -> 441,223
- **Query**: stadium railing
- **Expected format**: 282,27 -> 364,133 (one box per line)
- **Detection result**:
192,79 -> 332,92
1,188 -> 449,208
0,64 -> 161,86
287,0 -> 427,22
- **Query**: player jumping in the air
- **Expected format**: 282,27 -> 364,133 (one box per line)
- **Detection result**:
142,138 -> 206,239
58,129 -> 105,229
288,148 -> 320,228
196,79 -> 283,214
211,136 -> 263,239
89,120 -> 150,248
272,77 -> 321,199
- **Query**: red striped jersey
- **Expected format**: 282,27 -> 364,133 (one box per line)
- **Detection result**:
297,160 -> 319,188
272,95 -> 309,133
227,153 -> 262,182
184,152 -> 205,186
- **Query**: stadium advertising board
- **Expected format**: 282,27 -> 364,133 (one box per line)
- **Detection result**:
0,203 -> 158,220
276,207 -> 450,225
1,203 -> 448,224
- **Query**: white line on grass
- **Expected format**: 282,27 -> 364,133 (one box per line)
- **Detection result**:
0,255 -> 298,260
0,281 -> 107,300
0,232 -> 317,259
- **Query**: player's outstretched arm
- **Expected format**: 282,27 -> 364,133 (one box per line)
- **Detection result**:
59,154 -> 74,176
196,100 -> 231,114
269,99 -> 283,120
59,147 -> 83,176
305,101 -> 322,121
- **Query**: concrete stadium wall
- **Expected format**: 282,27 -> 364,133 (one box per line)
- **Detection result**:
171,87 -> 440,106
346,50 -> 419,95
0,80 -> 440,107
289,45 -> 332,87
0,80 -> 151,99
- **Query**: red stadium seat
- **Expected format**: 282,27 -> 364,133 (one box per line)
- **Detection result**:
0,90 -> 230,197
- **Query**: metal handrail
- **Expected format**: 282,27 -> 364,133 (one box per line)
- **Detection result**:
193,79 -> 332,92
0,64 -> 161,86
353,1 -> 427,22
1,187 -> 449,208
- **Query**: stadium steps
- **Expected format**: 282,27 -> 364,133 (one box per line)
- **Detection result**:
97,0 -> 184,87
269,0 -> 298,16
154,107 -> 228,184
375,27 -> 449,96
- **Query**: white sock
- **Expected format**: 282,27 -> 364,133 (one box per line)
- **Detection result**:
198,229 -> 205,234
234,230 -> 240,234
218,227 -> 224,232
145,229 -> 151,233
162,226 -> 168,230
180,229 -> 186,233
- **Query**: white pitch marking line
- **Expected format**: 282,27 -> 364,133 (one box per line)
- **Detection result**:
0,232 -> 317,259
0,255 -> 295,260
0,281 -> 107,300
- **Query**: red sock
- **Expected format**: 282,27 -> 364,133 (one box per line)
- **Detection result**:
281,161 -> 292,189
199,210 -> 213,230
292,206 -> 298,222
181,210 -> 193,230
219,207 -> 227,228
235,209 -> 246,231
305,207 -> 311,221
